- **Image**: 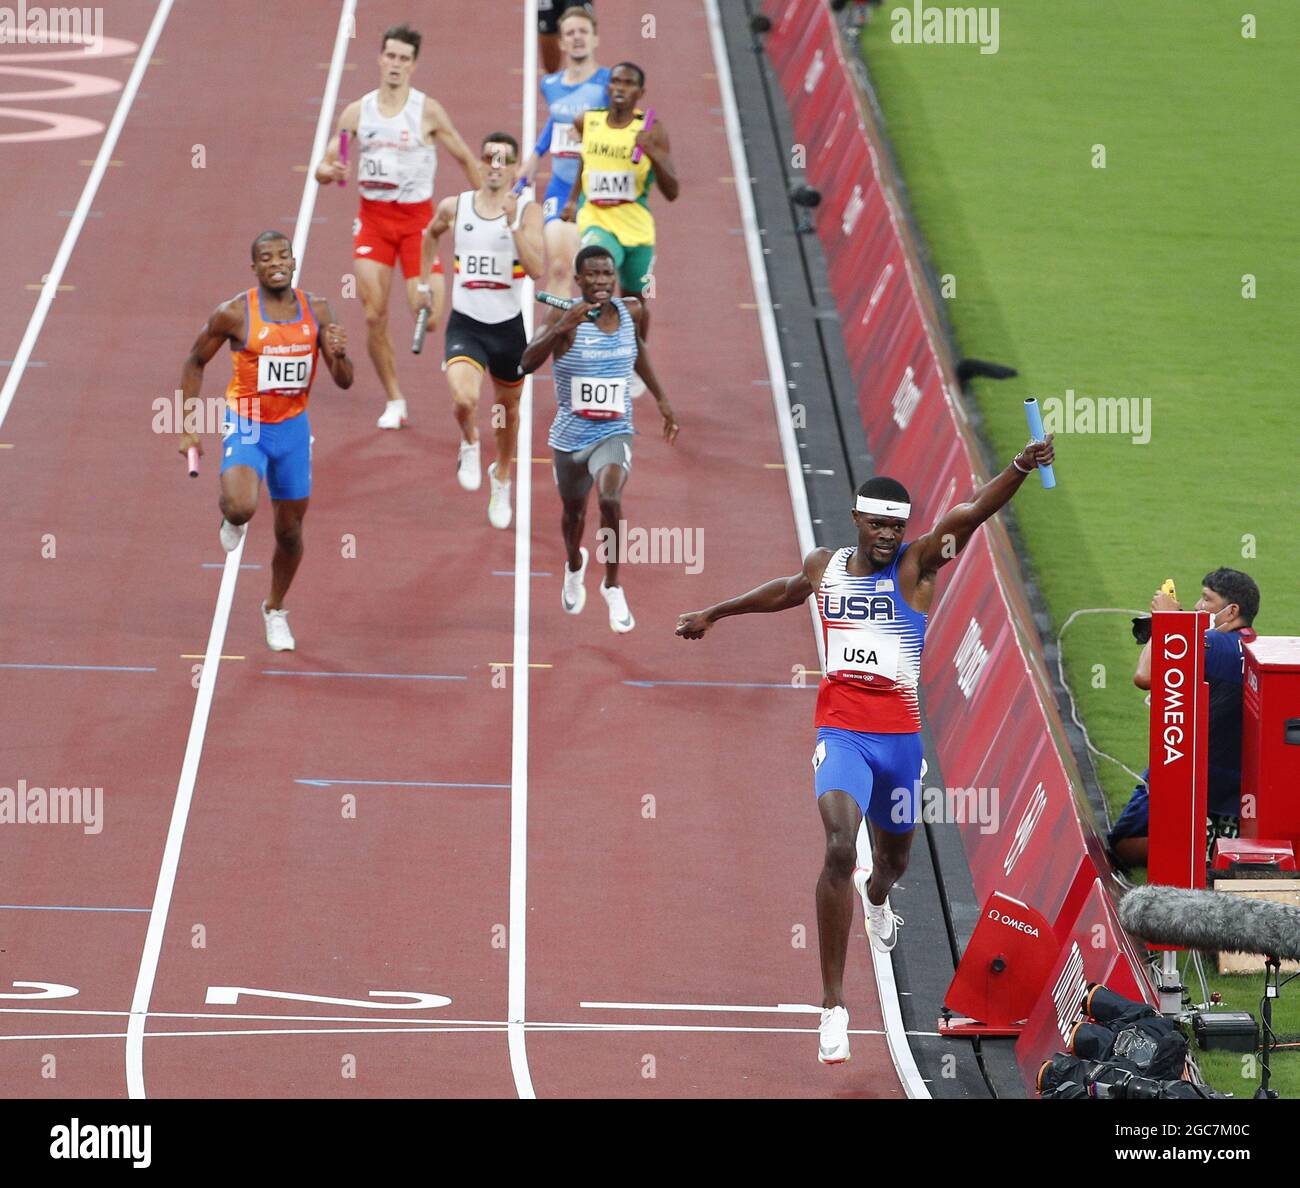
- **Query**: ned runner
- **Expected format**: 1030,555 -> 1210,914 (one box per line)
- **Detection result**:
314,23 -> 481,430
177,231 -> 354,651
675,438 -> 1056,1064
519,245 -> 679,632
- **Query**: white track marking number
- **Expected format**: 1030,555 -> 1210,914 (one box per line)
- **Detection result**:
0,981 -> 79,999
205,985 -> 451,1010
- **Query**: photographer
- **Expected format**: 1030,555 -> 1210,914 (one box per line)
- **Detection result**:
1107,568 -> 1260,870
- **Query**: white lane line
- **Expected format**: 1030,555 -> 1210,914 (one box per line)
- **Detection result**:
581,1001 -> 821,1014
8,1023 -> 937,1042
703,0 -> 931,1100
0,0 -> 174,431
123,0 -> 359,1101
506,0 -> 540,1103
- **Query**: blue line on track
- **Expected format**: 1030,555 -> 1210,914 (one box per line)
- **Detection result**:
263,670 -> 466,680
623,679 -> 816,689
295,779 -> 509,789
0,663 -> 156,673
0,904 -> 150,913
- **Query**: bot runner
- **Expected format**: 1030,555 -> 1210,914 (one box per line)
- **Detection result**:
519,245 -> 679,632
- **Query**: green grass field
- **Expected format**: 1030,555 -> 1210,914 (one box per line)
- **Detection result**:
855,0 -> 1300,1096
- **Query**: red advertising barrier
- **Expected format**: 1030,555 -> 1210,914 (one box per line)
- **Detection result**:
762,0 -> 1157,1080
1147,612 -> 1210,893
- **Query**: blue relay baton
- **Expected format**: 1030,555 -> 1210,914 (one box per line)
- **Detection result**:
1022,398 -> 1056,489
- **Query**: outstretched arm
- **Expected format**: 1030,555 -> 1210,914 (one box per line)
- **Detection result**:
676,548 -> 833,639
905,437 -> 1055,576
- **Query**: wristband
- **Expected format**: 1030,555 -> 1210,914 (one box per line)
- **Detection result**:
1012,455 -> 1032,474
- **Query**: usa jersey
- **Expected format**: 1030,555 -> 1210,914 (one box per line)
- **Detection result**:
815,544 -> 927,733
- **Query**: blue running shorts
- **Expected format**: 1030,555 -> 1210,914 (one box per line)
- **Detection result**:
813,726 -> 925,833
220,407 -> 312,501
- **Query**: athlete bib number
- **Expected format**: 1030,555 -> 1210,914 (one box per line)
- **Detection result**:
571,376 -> 627,420
458,251 -> 514,289
257,353 -> 313,394
549,122 -> 581,159
825,625 -> 900,685
587,169 -> 636,205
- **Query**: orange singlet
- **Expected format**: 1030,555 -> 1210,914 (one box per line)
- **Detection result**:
224,288 -> 320,424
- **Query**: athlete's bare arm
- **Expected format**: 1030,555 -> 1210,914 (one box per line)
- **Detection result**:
519,298 -> 591,373
508,193 -> 546,280
625,298 -> 678,443
636,119 -> 679,201
899,436 -> 1056,611
676,548 -> 834,639
314,99 -> 362,185
419,195 -> 458,305
309,296 -> 354,389
426,97 -> 482,188
176,298 -> 243,456
559,113 -> 585,221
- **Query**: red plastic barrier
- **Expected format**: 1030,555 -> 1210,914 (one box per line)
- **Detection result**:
762,0 -> 1154,1079
1014,880 -> 1154,1093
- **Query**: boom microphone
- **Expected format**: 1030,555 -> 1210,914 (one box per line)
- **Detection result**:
1120,885 -> 1300,962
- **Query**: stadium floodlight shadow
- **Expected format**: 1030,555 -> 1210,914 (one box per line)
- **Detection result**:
789,182 -> 821,234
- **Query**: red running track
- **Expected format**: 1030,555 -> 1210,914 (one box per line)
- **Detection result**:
0,0 -> 904,1098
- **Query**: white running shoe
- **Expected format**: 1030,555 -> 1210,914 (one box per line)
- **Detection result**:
457,439 -> 482,491
219,518 -> 246,553
629,373 -> 647,399
857,873 -> 903,954
818,1005 -> 850,1065
261,601 -> 295,652
600,580 -> 636,633
487,468 -> 513,529
562,547 -> 588,614
376,399 -> 407,429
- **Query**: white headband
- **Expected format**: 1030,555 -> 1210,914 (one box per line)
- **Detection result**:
856,496 -> 910,519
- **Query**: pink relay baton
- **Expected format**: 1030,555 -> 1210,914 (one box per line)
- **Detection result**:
630,108 -> 655,164
339,129 -> 348,187
186,446 -> 200,478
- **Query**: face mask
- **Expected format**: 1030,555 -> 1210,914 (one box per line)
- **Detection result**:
1206,604 -> 1234,631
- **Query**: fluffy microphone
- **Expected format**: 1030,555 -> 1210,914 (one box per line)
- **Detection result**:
1120,885 -> 1300,962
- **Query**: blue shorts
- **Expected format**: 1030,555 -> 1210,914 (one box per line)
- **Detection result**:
542,174 -> 580,224
813,726 -> 924,834
220,408 -> 312,501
